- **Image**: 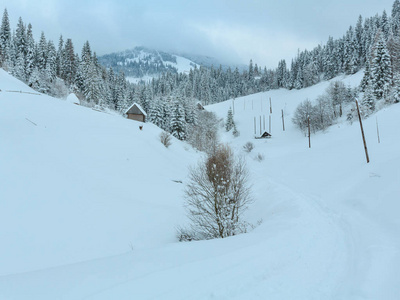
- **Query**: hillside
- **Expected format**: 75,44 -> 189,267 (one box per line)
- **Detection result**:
98,46 -> 200,83
1,69 -> 399,299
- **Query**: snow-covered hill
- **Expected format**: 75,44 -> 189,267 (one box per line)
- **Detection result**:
98,46 -> 200,83
1,68 -> 399,299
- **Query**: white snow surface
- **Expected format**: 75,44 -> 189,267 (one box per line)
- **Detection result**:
126,54 -> 198,83
1,68 -> 399,299
66,93 -> 80,105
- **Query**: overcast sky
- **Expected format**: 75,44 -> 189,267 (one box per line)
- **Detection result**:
3,0 -> 396,68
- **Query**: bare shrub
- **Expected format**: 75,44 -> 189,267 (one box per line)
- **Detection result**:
178,145 -> 253,241
160,131 -> 172,148
243,142 -> 255,153
254,153 -> 264,162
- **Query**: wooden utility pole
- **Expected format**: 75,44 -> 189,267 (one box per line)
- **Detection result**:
356,99 -> 370,163
263,115 -> 266,131
281,109 -> 285,131
269,97 -> 272,114
376,116 -> 380,144
308,115 -> 311,148
269,115 -> 271,133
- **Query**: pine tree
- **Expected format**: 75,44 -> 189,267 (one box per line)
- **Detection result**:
381,10 -> 390,40
56,35 -> 64,78
25,24 -> 35,81
63,39 -> 76,84
391,73 -> 400,103
170,98 -> 186,140
0,8 -> 11,67
392,0 -> 400,37
370,33 -> 392,100
362,81 -> 376,115
355,15 -> 365,65
46,40 -> 57,83
225,107 -> 235,131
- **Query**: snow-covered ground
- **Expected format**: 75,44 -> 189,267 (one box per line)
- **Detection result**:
126,54 -> 198,83
1,68 -> 399,299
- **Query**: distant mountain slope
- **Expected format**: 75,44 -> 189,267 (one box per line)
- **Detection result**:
98,46 -> 199,79
98,46 -> 244,83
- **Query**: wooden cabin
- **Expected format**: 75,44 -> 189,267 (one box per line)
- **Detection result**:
255,131 -> 272,139
125,103 -> 147,122
196,102 -> 205,110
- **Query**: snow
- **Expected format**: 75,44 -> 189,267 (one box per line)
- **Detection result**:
165,55 -> 198,74
126,54 -> 198,83
66,93 -> 80,105
1,68 -> 399,299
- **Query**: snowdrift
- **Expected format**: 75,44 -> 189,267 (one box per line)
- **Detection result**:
1,68 -> 399,299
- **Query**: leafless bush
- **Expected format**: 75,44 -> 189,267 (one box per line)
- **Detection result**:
178,145 -> 253,240
254,153 -> 264,162
243,142 -> 255,153
160,131 -> 172,148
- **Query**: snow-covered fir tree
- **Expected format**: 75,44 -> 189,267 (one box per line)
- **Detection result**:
370,33 -> 393,100
170,97 -> 186,140
225,107 -> 235,132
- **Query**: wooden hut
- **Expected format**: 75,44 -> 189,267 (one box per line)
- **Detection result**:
125,103 -> 147,122
255,131 -> 272,139
196,102 -> 205,110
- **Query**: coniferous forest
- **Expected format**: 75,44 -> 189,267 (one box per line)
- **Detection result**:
1,1 -> 400,140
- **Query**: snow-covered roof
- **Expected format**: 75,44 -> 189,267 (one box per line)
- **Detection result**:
66,93 -> 80,105
125,102 -> 147,116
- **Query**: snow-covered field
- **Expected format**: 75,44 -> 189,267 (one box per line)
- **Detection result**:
1,68 -> 399,299
126,54 -> 198,83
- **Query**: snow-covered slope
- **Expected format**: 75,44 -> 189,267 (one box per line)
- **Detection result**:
98,47 -> 199,83
0,68 -> 198,275
1,68 -> 399,299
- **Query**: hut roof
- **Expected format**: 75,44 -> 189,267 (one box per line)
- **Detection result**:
66,93 -> 80,105
261,131 -> 272,138
125,102 -> 147,116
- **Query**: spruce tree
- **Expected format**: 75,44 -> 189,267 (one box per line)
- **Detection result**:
170,98 -> 186,140
225,107 -> 235,131
0,8 -> 11,66
370,34 -> 392,100
25,24 -> 35,81
392,0 -> 400,37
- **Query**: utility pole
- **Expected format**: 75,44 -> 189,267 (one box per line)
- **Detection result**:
281,109 -> 285,131
356,99 -> 370,163
269,97 -> 272,114
376,116 -> 380,144
308,115 -> 311,148
263,115 -> 266,131
269,115 -> 272,133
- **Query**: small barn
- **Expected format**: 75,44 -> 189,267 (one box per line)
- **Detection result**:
125,102 -> 147,122
255,131 -> 272,139
196,102 -> 205,110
